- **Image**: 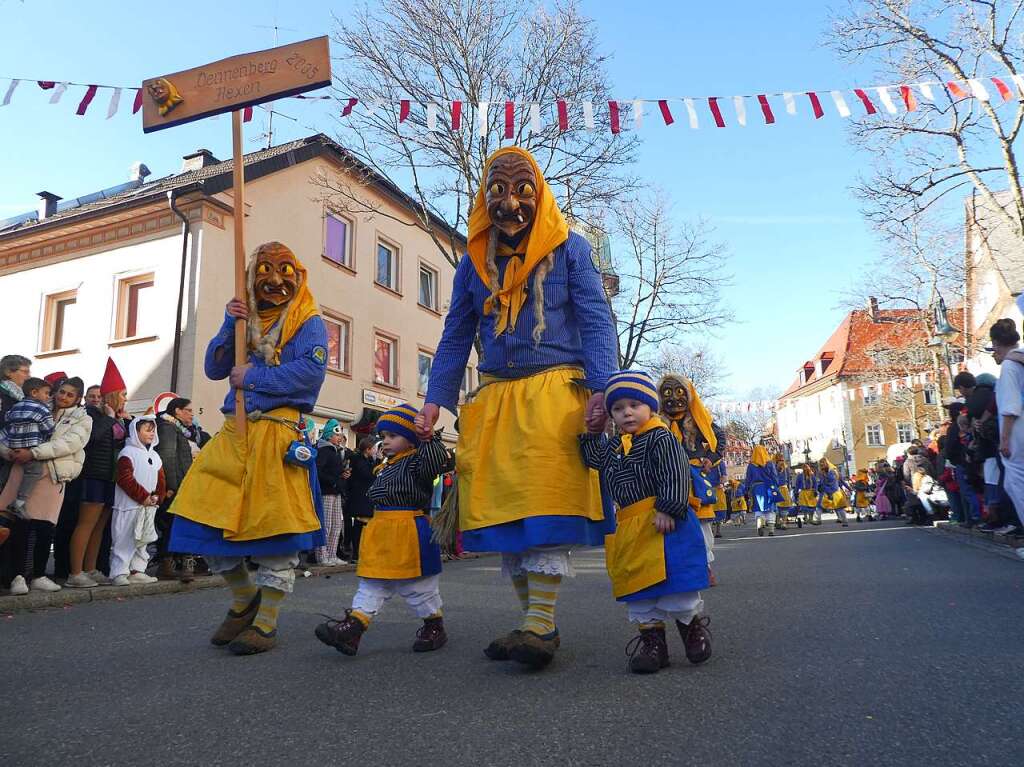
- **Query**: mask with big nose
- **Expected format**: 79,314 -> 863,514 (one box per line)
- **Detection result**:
485,154 -> 538,240
254,249 -> 301,309
659,376 -> 689,419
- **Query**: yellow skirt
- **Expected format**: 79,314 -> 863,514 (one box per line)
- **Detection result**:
821,490 -> 850,510
170,408 -> 319,541
714,486 -> 728,512
357,510 -> 426,580
604,498 -> 665,599
733,497 -> 748,511
797,489 -> 819,508
456,366 -> 604,531
854,491 -> 871,508
777,484 -> 794,509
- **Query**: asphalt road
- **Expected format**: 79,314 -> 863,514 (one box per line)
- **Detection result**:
5,519 -> 1024,767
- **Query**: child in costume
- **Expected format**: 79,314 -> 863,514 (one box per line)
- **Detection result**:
712,473 -> 729,538
816,458 -> 850,527
0,377 -> 55,515
415,146 -> 618,670
795,463 -> 820,525
741,446 -> 781,536
852,469 -> 875,522
728,480 -> 748,525
110,416 -> 166,586
315,404 -> 448,656
774,455 -> 798,529
170,242 -> 328,655
580,371 -> 711,674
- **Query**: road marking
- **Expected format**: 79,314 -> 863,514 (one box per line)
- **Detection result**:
728,526 -> 916,542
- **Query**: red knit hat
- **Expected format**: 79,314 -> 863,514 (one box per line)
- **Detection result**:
100,357 -> 126,395
44,371 -> 68,386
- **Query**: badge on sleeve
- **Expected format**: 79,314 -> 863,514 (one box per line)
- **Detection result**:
311,346 -> 327,365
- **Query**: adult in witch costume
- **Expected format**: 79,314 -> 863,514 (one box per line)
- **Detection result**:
415,146 -> 617,670
170,242 -> 328,655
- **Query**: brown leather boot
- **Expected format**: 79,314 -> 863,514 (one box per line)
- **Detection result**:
412,616 -> 448,652
210,593 -> 261,647
179,555 -> 195,584
156,556 -> 176,581
314,610 -> 366,656
676,615 -> 713,664
626,625 -> 670,674
484,630 -> 523,661
227,625 -> 277,655
509,629 -> 560,669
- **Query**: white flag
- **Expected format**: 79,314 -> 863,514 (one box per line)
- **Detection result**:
365,98 -> 384,118
633,99 -> 644,129
917,83 -> 935,101
477,101 -> 490,136
106,87 -> 121,119
582,100 -> 595,130
1010,74 -> 1024,98
967,78 -> 991,101
733,96 -> 747,126
830,90 -> 852,118
782,92 -> 796,115
684,98 -> 699,129
875,86 -> 898,114
49,82 -> 69,104
529,103 -> 542,134
426,102 -> 438,132
1,78 -> 19,106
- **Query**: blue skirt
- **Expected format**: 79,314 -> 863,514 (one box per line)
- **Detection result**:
620,510 -> 709,602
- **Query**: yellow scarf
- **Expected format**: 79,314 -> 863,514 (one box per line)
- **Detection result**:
663,377 -> 718,454
467,146 -> 569,336
248,248 -> 320,365
751,445 -> 769,467
374,447 -> 417,475
620,415 -> 668,456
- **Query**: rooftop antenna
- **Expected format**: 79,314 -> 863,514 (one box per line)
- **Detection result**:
253,21 -> 301,148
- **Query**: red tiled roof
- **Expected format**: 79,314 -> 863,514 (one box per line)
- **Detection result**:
780,314 -> 851,397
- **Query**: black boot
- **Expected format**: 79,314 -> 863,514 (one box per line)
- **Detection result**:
626,625 -> 670,674
676,615 -> 713,664
315,610 -> 367,656
413,616 -> 448,652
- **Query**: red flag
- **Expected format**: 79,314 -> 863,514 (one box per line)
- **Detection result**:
242,106 -> 253,122
658,99 -> 674,125
341,97 -> 358,116
991,77 -> 1013,101
399,100 -> 410,122
37,81 -> 55,90
853,88 -> 877,114
899,85 -> 918,111
132,88 -> 143,114
504,101 -> 515,139
557,100 -> 569,132
757,94 -> 775,124
947,81 -> 968,99
806,92 -> 824,119
451,100 -> 462,130
75,85 -> 98,116
708,97 -> 726,128
608,101 -> 621,134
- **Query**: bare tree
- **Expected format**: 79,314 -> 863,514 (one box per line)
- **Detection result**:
716,385 -> 781,448
645,340 -> 728,399
318,0 -> 639,268
611,190 -> 730,369
831,0 -> 1024,238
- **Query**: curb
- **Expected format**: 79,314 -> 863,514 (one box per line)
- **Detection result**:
930,521 -> 1024,562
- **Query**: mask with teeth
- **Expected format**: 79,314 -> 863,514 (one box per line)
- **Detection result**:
658,376 -> 690,420
252,245 -> 301,309
485,153 -> 537,240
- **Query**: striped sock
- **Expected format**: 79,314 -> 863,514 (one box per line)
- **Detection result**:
222,563 -> 258,614
511,573 -> 529,613
522,572 -> 561,636
253,587 -> 285,634
639,621 -> 665,631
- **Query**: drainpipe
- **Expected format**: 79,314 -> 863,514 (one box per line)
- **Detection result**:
168,190 -> 190,393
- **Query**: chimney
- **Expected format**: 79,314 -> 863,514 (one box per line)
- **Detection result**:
866,296 -> 879,321
36,191 -> 61,220
181,149 -> 220,172
129,161 -> 152,182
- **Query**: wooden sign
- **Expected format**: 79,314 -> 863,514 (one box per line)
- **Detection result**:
141,36 -> 331,133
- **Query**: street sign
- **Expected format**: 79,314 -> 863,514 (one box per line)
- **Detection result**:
141,36 -> 331,133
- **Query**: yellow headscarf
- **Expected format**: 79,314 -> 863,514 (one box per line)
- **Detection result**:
658,375 -> 718,454
751,445 -> 770,467
246,243 -> 320,365
467,147 -> 569,336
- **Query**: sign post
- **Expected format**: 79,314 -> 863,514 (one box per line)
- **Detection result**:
142,36 -> 332,437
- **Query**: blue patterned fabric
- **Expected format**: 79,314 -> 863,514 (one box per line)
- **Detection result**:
620,510 -> 710,603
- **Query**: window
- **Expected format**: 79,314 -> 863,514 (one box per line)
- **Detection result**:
324,214 -> 352,268
863,386 -> 879,406
374,333 -> 398,387
418,263 -> 439,311
41,289 -> 77,352
324,315 -> 351,374
865,423 -> 884,447
897,422 -> 914,443
923,385 -> 937,405
114,273 -> 155,340
417,350 -> 433,395
375,240 -> 399,292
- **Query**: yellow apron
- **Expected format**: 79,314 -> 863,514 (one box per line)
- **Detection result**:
821,490 -> 849,510
170,407 -> 318,541
604,498 -> 666,599
689,458 -> 717,521
733,495 -> 748,511
456,366 -> 603,531
854,491 -> 871,508
797,489 -> 819,507
357,509 -> 426,580
714,485 -> 728,512
777,485 -> 794,509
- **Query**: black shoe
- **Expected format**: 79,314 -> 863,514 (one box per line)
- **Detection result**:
676,615 -> 712,664
413,616 -> 447,652
626,625 -> 670,674
315,610 -> 366,656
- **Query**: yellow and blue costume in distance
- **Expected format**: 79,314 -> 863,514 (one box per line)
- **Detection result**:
740,446 -> 781,514
852,470 -> 872,509
794,470 -> 820,512
817,461 -> 850,511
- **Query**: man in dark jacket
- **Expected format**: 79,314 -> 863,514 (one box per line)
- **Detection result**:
343,437 -> 379,563
944,401 -> 979,526
155,398 -> 196,579
314,419 -> 350,565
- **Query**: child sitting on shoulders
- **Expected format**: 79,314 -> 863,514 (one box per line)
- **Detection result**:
315,404 -> 449,657
579,370 -> 712,674
110,415 -> 166,586
0,377 -> 56,515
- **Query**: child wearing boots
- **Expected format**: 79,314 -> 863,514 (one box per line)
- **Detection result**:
0,377 -> 55,516
315,404 -> 449,656
579,371 -> 711,674
110,416 -> 166,586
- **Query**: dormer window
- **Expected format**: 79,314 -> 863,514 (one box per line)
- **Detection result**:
802,363 -> 815,383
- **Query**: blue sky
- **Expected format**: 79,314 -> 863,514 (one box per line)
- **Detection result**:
0,1 -> 885,397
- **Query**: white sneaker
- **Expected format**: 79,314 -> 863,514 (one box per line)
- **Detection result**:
111,574 -> 130,587
29,576 -> 61,592
127,572 -> 158,584
86,569 -> 111,585
65,572 -> 98,588
9,575 -> 29,595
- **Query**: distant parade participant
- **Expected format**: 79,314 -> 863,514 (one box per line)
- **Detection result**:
795,463 -> 820,525
414,146 -> 618,670
728,479 -> 748,525
816,458 -> 850,527
774,455 -> 798,529
170,242 -> 328,655
712,472 -> 729,539
741,445 -> 781,537
852,469 -> 875,522
657,375 -> 726,583
579,371 -> 711,674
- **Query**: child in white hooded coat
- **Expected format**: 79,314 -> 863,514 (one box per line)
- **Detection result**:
110,416 -> 166,586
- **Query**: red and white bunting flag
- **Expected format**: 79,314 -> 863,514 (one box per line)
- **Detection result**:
990,77 -> 1013,101
451,100 -> 462,131
399,99 -> 411,122
684,98 -> 699,128
733,95 -> 746,126
632,99 -> 644,129
967,79 -> 990,101
75,84 -> 98,115
504,100 -> 515,139
708,97 -> 726,127
242,105 -> 253,122
106,87 -> 121,119
1,78 -> 18,106
917,82 -> 935,101
782,92 -> 797,115
806,92 -> 824,119
658,99 -> 673,125
48,82 -> 68,104
132,88 -> 143,114
477,101 -> 489,135
853,88 -> 876,114
848,389 -> 856,401
608,100 -> 621,134
904,375 -> 913,388
529,102 -> 542,133
582,100 -> 595,130
830,90 -> 851,117
1010,74 -> 1024,97
556,100 -> 569,132
757,94 -> 775,124
874,86 -> 898,114
947,81 -> 969,99
899,85 -> 917,111
341,97 -> 358,116
426,102 -> 438,132
37,81 -> 55,90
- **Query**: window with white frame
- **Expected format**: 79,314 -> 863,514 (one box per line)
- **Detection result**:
114,273 -> 155,339
897,422 -> 914,443
865,423 -> 884,446
375,240 -> 399,292
324,314 -> 351,374
41,289 -> 77,352
923,385 -> 937,405
417,350 -> 433,395
374,333 -> 398,386
418,263 -> 439,311
863,385 -> 879,406
324,213 -> 352,268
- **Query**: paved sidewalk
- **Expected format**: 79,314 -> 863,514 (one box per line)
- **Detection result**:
932,519 -> 1024,561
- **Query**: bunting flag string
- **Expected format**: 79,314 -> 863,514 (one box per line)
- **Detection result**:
2,73 -> 1023,134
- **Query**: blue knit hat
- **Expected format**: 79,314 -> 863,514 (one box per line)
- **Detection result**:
605,370 -> 659,413
323,418 -> 343,438
376,403 -> 420,445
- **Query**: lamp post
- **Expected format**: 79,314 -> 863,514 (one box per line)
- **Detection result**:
927,291 -> 958,394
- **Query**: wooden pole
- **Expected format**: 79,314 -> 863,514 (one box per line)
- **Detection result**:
231,110 -> 248,438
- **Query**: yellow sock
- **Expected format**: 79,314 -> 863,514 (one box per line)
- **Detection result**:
639,621 -> 665,631
427,610 -> 443,620
522,572 -> 561,636
351,609 -> 372,628
252,587 -> 285,634
511,573 -> 529,613
222,564 -> 257,614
